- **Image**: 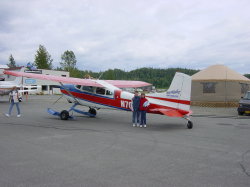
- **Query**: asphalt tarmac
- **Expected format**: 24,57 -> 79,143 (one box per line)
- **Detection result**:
0,95 -> 250,187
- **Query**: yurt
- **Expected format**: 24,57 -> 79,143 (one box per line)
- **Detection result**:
191,64 -> 250,107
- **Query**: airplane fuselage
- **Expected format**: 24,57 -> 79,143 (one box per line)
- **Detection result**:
60,85 -> 190,116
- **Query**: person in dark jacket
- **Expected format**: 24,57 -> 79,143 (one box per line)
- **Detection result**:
139,93 -> 149,128
131,91 -> 140,127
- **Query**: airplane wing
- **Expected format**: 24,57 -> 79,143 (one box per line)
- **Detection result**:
4,70 -> 151,88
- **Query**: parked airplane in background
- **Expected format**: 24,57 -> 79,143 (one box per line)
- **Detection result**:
0,67 -> 39,96
4,70 -> 193,129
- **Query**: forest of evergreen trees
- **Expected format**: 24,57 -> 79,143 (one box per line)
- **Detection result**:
74,67 -> 199,89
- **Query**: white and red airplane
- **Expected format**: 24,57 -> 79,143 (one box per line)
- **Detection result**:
4,70 -> 193,129
0,67 -> 39,96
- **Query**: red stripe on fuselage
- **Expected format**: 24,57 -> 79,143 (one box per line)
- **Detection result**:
147,96 -> 190,105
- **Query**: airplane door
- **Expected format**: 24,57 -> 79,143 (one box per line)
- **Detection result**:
114,90 -> 121,100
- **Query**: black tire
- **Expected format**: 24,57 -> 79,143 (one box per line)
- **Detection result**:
187,121 -> 193,129
89,108 -> 97,116
238,111 -> 244,116
60,110 -> 69,120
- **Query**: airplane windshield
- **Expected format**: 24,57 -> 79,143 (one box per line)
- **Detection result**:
75,85 -> 81,89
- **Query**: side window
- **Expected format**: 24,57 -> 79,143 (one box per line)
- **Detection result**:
76,85 -> 81,89
106,90 -> 113,96
96,87 -> 105,95
81,86 -> 94,93
244,92 -> 250,99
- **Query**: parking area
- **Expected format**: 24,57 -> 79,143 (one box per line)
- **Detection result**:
0,95 -> 250,187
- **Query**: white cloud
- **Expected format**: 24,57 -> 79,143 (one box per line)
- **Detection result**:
0,0 -> 250,73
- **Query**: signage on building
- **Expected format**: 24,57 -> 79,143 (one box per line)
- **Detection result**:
25,79 -> 36,84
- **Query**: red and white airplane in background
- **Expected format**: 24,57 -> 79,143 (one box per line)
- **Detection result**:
4,70 -> 193,129
0,67 -> 39,96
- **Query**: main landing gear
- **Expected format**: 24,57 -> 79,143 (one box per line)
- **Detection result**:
48,103 -> 97,120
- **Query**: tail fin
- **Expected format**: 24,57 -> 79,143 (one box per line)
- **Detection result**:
148,72 -> 192,111
166,72 -> 191,103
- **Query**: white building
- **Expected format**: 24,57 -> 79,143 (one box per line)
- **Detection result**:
23,69 -> 69,94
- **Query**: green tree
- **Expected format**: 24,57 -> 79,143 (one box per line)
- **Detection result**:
7,54 -> 16,68
34,45 -> 53,69
244,74 -> 250,79
60,50 -> 77,72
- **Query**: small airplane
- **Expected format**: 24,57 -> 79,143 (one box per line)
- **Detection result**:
0,67 -> 39,96
4,70 -> 193,129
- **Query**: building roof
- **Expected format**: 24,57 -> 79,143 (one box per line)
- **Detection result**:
192,64 -> 250,82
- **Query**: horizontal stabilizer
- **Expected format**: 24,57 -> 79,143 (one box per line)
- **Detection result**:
158,108 -> 184,117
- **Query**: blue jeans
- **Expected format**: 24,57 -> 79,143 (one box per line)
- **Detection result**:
140,111 -> 147,125
132,110 -> 140,124
8,101 -> 20,115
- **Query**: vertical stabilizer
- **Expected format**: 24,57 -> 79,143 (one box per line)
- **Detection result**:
147,72 -> 192,111
14,67 -> 25,85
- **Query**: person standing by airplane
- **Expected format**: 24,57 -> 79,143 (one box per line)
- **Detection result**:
139,93 -> 150,128
131,91 -> 140,127
5,87 -> 21,117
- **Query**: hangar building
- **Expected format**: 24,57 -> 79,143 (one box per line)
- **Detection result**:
191,64 -> 250,107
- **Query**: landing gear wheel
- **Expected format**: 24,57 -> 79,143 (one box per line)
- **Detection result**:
60,110 -> 69,120
89,108 -> 97,117
187,121 -> 193,129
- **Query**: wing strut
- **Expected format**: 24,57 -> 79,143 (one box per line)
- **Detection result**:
59,82 -> 80,104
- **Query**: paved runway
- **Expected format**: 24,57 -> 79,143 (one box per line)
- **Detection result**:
0,95 -> 250,187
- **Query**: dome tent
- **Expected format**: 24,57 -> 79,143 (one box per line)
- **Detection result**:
191,64 -> 250,107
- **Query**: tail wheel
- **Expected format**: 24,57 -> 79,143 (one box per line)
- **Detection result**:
187,121 -> 193,129
89,108 -> 97,116
60,110 -> 69,120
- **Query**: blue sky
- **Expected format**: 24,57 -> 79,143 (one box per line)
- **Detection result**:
0,0 -> 250,73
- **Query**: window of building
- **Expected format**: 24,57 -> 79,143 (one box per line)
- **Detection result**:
240,83 -> 249,94
42,85 -> 48,91
201,82 -> 217,93
61,75 -> 66,77
31,85 -> 38,90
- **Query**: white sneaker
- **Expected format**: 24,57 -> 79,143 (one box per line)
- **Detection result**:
5,113 -> 10,117
144,125 -> 147,128
132,123 -> 136,127
17,114 -> 21,117
137,124 -> 140,127
140,125 -> 142,128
